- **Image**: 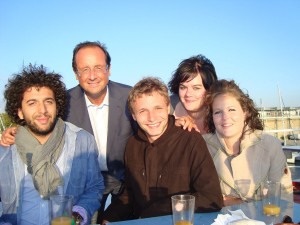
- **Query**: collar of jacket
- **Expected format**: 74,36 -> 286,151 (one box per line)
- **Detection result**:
205,127 -> 263,156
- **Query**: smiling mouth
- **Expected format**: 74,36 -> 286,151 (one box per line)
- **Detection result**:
222,124 -> 233,127
147,122 -> 160,128
35,116 -> 50,123
37,119 -> 49,124
88,82 -> 100,87
184,99 -> 196,103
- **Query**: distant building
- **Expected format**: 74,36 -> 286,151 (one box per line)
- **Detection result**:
258,107 -> 300,144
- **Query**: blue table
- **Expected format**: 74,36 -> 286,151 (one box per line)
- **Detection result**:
109,201 -> 300,225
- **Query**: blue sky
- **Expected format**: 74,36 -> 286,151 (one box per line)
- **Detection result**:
1,1 -> 299,113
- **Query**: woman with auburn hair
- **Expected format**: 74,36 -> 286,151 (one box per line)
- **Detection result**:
203,79 -> 293,206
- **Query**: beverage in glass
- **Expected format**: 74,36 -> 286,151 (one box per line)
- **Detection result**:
50,195 -> 73,225
171,195 -> 195,225
261,181 -> 281,216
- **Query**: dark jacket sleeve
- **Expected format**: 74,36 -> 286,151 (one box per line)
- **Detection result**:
191,134 -> 223,212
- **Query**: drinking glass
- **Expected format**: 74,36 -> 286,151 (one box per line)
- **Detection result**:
50,195 -> 73,225
260,180 -> 281,222
261,181 -> 281,216
171,194 -> 195,225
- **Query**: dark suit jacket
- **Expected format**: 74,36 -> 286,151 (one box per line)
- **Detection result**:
65,80 -> 136,181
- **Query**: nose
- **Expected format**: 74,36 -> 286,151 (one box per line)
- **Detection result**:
147,110 -> 156,122
221,111 -> 229,120
185,87 -> 193,96
38,102 -> 47,114
88,70 -> 96,79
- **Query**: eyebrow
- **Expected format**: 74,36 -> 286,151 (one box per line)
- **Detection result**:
25,97 -> 55,102
180,83 -> 203,87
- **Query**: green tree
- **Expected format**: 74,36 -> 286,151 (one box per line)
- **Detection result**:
0,113 -> 14,133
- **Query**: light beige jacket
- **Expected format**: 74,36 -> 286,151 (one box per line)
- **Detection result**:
203,129 -> 293,202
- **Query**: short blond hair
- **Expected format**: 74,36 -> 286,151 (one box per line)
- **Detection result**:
128,77 -> 170,114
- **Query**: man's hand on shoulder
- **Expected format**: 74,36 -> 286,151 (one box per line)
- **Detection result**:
0,127 -> 17,147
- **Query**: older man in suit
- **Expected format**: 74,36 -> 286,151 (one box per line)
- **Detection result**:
67,41 -> 136,223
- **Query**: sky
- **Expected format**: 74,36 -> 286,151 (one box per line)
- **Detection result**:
1,1 -> 299,113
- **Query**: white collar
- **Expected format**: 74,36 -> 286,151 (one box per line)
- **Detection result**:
84,87 -> 109,107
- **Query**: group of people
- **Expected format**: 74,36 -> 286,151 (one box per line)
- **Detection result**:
0,41 -> 293,225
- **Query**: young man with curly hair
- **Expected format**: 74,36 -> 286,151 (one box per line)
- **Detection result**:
0,65 -> 104,225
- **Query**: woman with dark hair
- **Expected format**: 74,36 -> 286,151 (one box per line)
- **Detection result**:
168,54 -> 217,133
203,79 -> 293,206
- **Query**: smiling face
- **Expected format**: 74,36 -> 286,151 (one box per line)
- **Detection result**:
131,91 -> 170,143
18,86 -> 57,141
212,93 -> 246,141
178,74 -> 206,113
75,46 -> 110,105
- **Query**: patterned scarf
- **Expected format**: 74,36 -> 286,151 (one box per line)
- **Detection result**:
15,118 -> 65,199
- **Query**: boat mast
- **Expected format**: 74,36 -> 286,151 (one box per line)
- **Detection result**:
278,85 -> 286,145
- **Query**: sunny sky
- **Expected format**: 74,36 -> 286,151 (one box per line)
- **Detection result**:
1,0 -> 299,113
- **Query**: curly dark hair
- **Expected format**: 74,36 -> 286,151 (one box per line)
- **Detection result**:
168,54 -> 218,94
204,79 -> 264,133
72,41 -> 111,73
4,64 -> 67,125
